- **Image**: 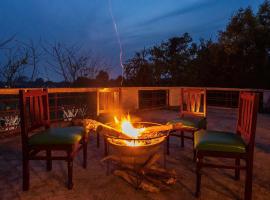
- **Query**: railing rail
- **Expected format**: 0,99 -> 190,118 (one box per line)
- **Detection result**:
0,87 -> 268,138
0,86 -> 265,94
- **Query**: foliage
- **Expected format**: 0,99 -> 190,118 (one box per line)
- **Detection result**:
124,0 -> 270,89
43,42 -> 109,83
0,45 -> 28,87
0,38 -> 113,87
0,39 -> 42,87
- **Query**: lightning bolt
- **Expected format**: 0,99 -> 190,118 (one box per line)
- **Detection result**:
108,0 -> 124,86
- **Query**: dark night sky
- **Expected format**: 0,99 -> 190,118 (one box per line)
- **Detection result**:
0,0 -> 265,80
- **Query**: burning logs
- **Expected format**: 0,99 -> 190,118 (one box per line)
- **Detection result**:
138,123 -> 182,140
84,119 -> 183,139
84,119 -> 133,139
96,124 -> 133,139
142,123 -> 183,135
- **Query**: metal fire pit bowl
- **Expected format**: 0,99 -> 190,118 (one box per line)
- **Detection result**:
104,122 -> 169,168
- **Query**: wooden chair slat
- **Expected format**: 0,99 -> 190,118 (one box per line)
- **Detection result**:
29,96 -> 34,126
190,93 -> 195,112
180,88 -> 206,118
237,92 -> 258,144
34,96 -> 40,124
248,101 -> 254,134
241,99 -> 246,132
195,93 -> 201,112
186,93 -> 191,112
246,100 -> 251,133
39,95 -> 44,124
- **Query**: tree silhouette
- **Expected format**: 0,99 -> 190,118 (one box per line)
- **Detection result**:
124,0 -> 270,89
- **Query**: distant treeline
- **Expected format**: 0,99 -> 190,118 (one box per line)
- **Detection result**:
124,0 -> 270,89
0,70 -> 122,88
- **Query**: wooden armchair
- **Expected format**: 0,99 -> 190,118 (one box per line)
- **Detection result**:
167,88 -> 207,155
19,89 -> 89,190
194,92 -> 259,200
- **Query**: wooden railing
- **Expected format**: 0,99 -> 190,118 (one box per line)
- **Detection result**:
0,87 -> 267,138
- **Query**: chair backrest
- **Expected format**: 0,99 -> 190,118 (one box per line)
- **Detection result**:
180,88 -> 206,118
237,92 -> 259,150
19,89 -> 50,144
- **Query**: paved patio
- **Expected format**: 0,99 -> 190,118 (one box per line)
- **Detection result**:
0,108 -> 270,200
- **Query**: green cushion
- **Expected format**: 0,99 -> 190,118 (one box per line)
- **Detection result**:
167,117 -> 207,129
194,130 -> 246,153
28,126 -> 84,145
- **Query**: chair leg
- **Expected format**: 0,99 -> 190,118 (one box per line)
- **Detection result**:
244,159 -> 253,200
163,143 -> 167,168
193,149 -> 197,162
104,138 -> 108,156
192,132 -> 196,161
97,131 -> 100,148
181,131 -> 184,147
83,142 -> 87,169
67,152 -> 73,190
167,135 -> 170,155
235,158 -> 240,180
195,155 -> 203,197
46,150 -> 52,171
22,157 -> 30,191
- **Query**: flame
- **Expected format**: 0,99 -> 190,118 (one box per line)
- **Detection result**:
114,115 -> 145,146
114,116 -> 119,124
114,114 -> 145,138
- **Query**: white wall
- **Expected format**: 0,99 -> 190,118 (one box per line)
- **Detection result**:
120,87 -> 139,111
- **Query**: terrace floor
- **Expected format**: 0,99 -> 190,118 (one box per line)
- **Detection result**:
1,108 -> 270,200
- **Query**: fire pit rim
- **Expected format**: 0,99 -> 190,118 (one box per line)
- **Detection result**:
104,121 -> 169,140
104,121 -> 169,147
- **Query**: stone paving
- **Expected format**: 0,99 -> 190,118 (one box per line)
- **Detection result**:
0,108 -> 270,200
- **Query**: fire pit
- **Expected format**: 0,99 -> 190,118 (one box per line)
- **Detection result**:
104,121 -> 168,166
85,116 -> 179,192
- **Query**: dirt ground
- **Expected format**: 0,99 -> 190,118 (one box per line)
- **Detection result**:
0,108 -> 270,200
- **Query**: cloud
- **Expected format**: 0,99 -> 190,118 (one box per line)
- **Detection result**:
138,0 -> 216,27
